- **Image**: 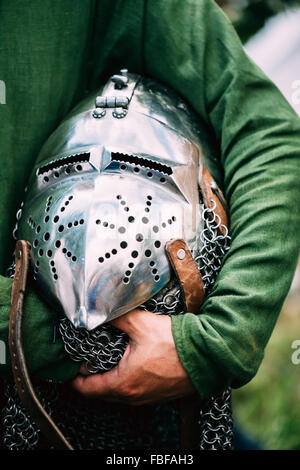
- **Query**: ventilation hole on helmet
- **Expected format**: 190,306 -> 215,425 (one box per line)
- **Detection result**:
74,221 -> 78,226
124,207 -> 129,212
38,249 -> 44,257
44,233 -> 50,241
33,240 -> 38,248
120,241 -> 128,249
146,201 -> 151,206
120,201 -> 126,206
96,219 -> 101,225
145,208 -> 150,213
72,256 -> 77,262
54,274 -> 58,281
131,251 -> 138,258
98,257 -> 104,263
149,261 -> 155,267
55,240 -> 61,248
43,176 -> 49,183
147,195 -> 152,200
172,216 -> 176,221
67,251 -> 72,257
125,270 -> 131,277
118,227 -> 126,234
120,164 -> 127,171
36,260 -> 40,267
68,222 -> 72,228
162,222 -> 166,228
109,224 -> 115,229
103,221 -> 108,227
47,250 -> 52,257
105,253 -> 110,259
112,249 -> 117,255
44,216 -> 50,223
58,225 -> 64,232
62,248 -> 67,254
76,165 -> 82,171
123,277 -> 129,284
36,226 -> 41,233
111,153 -> 172,175
65,168 -> 71,175
53,216 -> 59,223
168,219 -> 172,224
147,172 -> 153,178
160,177 -> 166,183
145,250 -> 151,258
154,240 -> 161,248
154,275 -> 160,282
54,171 -> 59,178
68,195 -> 73,200
61,207 -> 65,212
52,267 -> 56,273
128,216 -> 135,223
46,207 -> 50,212
142,217 -> 149,224
65,200 -> 69,206
50,260 -> 55,267
134,167 -> 140,173
136,234 -> 143,242
152,268 -> 158,274
128,262 -> 134,268
153,226 -> 159,233
80,219 -> 84,225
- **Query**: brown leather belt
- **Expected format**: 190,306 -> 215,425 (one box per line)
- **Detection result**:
9,240 -> 73,450
8,168 -> 228,450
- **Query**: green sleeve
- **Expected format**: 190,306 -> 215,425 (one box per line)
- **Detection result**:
0,0 -> 94,382
144,0 -> 300,399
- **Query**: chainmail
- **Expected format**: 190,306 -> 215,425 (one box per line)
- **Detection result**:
1,199 -> 234,450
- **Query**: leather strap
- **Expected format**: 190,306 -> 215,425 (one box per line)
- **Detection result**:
199,166 -> 228,235
165,239 -> 205,314
8,240 -> 73,450
166,165 -> 229,449
164,239 -> 203,449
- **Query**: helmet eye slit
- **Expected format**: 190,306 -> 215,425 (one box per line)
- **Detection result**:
38,152 -> 90,175
110,152 -> 172,176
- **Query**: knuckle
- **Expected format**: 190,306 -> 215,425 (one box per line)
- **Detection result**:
119,383 -> 139,400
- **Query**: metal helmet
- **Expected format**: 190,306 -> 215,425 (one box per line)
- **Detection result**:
17,70 -> 216,330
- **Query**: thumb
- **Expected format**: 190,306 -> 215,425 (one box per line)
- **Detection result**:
110,308 -> 147,337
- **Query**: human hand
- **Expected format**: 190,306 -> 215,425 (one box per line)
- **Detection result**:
71,309 -> 196,406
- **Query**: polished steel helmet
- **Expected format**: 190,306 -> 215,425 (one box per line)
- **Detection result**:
17,70 -> 216,330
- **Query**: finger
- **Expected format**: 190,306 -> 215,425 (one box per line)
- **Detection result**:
79,363 -> 91,376
72,342 -> 131,397
110,308 -> 147,335
71,366 -> 119,397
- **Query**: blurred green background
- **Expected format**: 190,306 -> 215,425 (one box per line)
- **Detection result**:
218,0 -> 300,42
216,0 -> 300,450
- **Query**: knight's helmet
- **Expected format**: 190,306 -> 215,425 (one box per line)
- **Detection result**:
16,70 -> 229,331
6,71 -> 233,451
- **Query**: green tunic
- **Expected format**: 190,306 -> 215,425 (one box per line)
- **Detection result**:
0,0 -> 299,400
